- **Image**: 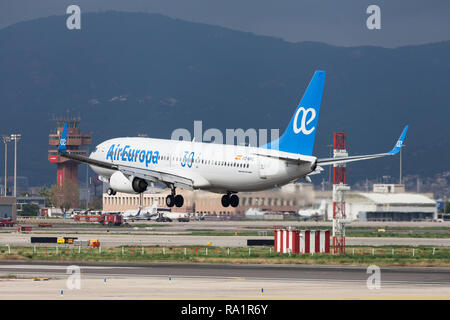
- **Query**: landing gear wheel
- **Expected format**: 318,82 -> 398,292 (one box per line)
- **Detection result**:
107,188 -> 115,196
174,195 -> 184,207
230,195 -> 239,207
166,195 -> 175,207
221,195 -> 230,207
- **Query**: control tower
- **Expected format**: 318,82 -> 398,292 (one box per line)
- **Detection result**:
48,118 -> 92,187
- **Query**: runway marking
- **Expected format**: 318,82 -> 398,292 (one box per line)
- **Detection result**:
2,270 -> 448,287
0,265 -> 136,270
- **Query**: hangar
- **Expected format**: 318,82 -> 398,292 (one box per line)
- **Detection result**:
338,192 -> 437,221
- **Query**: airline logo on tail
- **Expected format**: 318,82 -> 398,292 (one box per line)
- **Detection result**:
262,70 -> 325,155
293,107 -> 317,135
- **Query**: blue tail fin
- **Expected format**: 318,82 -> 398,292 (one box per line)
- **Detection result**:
58,122 -> 68,153
263,70 -> 326,155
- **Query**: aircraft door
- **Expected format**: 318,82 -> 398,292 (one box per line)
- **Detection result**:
258,155 -> 281,179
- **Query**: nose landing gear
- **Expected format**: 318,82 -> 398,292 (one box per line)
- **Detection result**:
107,188 -> 117,196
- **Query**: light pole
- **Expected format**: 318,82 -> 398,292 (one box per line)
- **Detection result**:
2,135 -> 11,196
10,134 -> 21,198
399,144 -> 406,185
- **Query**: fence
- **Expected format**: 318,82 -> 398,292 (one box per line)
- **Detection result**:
1,245 -> 447,259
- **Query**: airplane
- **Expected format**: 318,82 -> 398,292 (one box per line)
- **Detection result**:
57,70 -> 408,208
122,201 -> 190,222
297,199 -> 327,220
122,201 -> 158,221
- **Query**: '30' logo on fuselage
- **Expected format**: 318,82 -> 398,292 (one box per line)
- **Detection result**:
293,107 -> 316,135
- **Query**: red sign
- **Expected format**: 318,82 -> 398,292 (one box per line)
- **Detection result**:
49,155 -> 59,163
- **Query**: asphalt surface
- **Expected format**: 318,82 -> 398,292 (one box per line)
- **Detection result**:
0,261 -> 449,286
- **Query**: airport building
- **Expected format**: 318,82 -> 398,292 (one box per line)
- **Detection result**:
102,181 -> 437,221
103,183 -> 315,216
324,184 -> 437,221
16,196 -> 46,215
0,197 -> 16,220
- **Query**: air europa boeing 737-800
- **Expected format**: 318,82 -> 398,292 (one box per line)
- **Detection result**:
57,71 -> 408,208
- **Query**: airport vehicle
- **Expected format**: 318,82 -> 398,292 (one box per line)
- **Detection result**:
154,210 -> 190,222
57,70 -> 408,208
74,214 -> 102,222
99,212 -> 123,226
89,239 -> 100,248
155,215 -> 172,222
0,218 -> 15,227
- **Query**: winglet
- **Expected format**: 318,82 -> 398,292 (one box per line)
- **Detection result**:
388,125 -> 408,155
58,122 -> 68,153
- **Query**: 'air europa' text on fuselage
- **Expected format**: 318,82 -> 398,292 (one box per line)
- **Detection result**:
106,144 -> 160,167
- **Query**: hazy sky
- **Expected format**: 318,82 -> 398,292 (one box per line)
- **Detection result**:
1,0 -> 449,47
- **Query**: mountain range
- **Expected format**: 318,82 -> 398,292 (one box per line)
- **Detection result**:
0,11 -> 448,186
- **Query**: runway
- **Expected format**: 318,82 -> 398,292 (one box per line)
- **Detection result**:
0,261 -> 449,299
0,261 -> 449,284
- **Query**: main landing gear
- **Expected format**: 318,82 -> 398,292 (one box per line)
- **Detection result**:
221,193 -> 239,207
107,188 -> 117,196
166,187 -> 184,207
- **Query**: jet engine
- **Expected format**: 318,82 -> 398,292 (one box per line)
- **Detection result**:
109,171 -> 148,194
132,176 -> 148,193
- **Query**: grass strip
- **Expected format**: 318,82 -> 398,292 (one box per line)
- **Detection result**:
0,245 -> 448,267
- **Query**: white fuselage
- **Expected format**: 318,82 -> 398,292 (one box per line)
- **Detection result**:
89,137 -> 316,194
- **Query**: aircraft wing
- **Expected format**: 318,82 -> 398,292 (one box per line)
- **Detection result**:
317,126 -> 408,166
60,151 -> 195,190
118,165 -> 194,190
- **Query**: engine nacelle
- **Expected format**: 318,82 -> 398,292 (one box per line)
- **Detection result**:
109,171 -> 148,194
110,171 -> 135,194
